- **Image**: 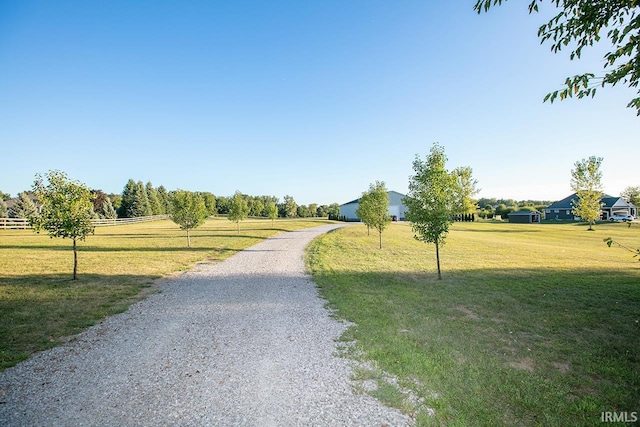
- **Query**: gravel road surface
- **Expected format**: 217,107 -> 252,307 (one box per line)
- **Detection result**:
0,224 -> 410,426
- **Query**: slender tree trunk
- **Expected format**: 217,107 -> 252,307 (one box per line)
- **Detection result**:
379,230 -> 382,249
237,221 -> 240,234
435,240 -> 442,280
73,237 -> 78,280
187,229 -> 191,248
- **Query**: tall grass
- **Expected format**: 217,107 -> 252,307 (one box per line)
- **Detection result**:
307,221 -> 640,426
0,217 -> 334,370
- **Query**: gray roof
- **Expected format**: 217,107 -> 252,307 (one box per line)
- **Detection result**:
340,190 -> 406,207
546,193 -> 636,209
508,210 -> 541,216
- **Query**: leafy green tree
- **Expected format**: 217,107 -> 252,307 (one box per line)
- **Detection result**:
452,166 -> 480,215
0,191 -> 10,201
0,199 -> 7,217
200,192 -> 217,216
474,0 -> 640,115
170,190 -> 207,248
31,170 -> 95,280
9,192 -> 38,218
281,195 -> 298,218
248,198 -> 264,217
327,203 -> 340,219
357,181 -> 391,249
621,185 -> 640,206
266,201 -> 278,223
571,155 -> 604,230
308,203 -> 318,218
216,196 -> 230,215
405,143 -> 457,280
228,191 -> 249,233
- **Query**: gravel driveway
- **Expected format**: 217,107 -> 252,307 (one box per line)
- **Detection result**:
0,224 -> 410,426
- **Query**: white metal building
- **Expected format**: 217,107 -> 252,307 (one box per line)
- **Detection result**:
339,190 -> 408,221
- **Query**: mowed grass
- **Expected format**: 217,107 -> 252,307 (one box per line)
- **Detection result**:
307,221 -> 640,426
0,217 -> 334,370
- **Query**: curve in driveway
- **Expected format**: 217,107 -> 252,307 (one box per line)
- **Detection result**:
0,224 -> 409,426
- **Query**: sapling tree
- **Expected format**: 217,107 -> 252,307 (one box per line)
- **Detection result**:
571,156 -> 604,230
228,191 -> 249,233
31,170 -> 95,280
405,143 -> 458,280
170,190 -> 208,248
356,181 -> 391,249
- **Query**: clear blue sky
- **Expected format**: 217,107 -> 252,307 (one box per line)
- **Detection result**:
1,1 -> 638,206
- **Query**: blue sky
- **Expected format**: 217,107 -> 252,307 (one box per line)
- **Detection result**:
1,1 -> 638,206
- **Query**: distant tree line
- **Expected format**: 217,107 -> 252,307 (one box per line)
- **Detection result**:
113,179 -> 340,220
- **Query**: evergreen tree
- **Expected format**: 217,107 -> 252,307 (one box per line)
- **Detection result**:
98,197 -> 117,219
119,179 -> 137,218
130,181 -> 152,217
9,192 -> 38,218
156,185 -> 170,214
146,182 -> 163,215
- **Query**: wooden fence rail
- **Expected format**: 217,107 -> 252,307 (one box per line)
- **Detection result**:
0,215 -> 170,230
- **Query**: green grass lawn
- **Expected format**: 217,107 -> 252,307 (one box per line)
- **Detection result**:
307,220 -> 640,426
0,217 -> 334,370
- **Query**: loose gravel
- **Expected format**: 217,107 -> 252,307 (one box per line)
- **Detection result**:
0,224 -> 411,426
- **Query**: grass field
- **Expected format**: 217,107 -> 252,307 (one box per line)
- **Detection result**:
307,220 -> 640,426
0,217 -> 334,370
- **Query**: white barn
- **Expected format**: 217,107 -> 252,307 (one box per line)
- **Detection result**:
339,190 -> 408,221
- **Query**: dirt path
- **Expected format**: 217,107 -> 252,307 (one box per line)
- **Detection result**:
0,224 -> 410,426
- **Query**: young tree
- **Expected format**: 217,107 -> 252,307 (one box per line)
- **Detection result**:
170,190 -> 207,248
31,170 -> 95,280
452,166 -> 480,215
357,181 -> 391,249
356,191 -> 373,235
265,201 -> 278,223
474,0 -> 640,114
9,192 -> 38,218
228,191 -> 249,233
405,143 -> 457,280
571,155 -> 604,230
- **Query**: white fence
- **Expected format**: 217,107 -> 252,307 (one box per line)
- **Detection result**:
0,215 -> 170,230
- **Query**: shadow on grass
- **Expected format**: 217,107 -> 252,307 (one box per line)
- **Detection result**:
0,273 -> 159,370
313,267 -> 640,425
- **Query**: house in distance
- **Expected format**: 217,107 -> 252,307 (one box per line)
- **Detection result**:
339,190 -> 408,222
544,193 -> 637,221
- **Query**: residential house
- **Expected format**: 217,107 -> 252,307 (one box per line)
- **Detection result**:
544,193 -> 637,221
